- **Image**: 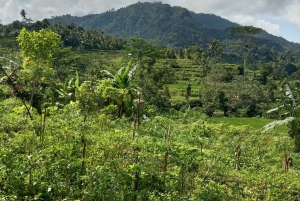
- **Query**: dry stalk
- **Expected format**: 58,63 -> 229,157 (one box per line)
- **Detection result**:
283,154 -> 293,173
234,144 -> 241,171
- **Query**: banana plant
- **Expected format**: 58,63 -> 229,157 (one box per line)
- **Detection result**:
261,83 -> 300,132
54,71 -> 79,105
101,59 -> 138,117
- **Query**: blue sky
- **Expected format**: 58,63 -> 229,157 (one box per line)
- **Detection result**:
1,0 -> 300,43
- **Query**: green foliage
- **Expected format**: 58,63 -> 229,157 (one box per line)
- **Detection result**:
263,83 -> 299,132
17,28 -> 61,65
47,2 -> 300,51
100,60 -> 139,117
14,28 -> 62,114
0,19 -> 125,51
228,26 -> 262,39
288,118 -> 300,153
2,10 -> 300,199
1,104 -> 299,200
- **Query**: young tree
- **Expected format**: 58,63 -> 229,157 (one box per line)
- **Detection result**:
228,26 -> 262,79
126,38 -> 163,67
20,9 -> 33,24
178,48 -> 184,59
20,9 -> 27,20
16,28 -> 61,112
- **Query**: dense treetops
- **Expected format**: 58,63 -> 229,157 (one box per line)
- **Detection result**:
0,19 -> 126,51
48,2 -> 300,51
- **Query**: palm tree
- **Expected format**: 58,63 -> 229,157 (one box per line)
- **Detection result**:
228,26 -> 262,79
208,39 -> 220,58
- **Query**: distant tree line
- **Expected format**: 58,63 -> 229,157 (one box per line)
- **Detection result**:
0,19 -> 126,50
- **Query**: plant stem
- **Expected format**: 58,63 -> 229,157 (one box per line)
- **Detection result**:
0,64 -> 33,119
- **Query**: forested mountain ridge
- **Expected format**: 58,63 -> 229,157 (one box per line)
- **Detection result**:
49,2 -> 216,47
189,12 -> 239,30
48,1 -> 300,51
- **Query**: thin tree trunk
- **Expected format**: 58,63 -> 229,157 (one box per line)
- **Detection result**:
243,51 -> 247,80
133,171 -> 139,201
0,64 -> 33,119
29,77 -> 36,110
118,102 -> 124,118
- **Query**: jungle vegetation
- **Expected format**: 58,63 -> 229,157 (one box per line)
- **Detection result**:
0,4 -> 300,200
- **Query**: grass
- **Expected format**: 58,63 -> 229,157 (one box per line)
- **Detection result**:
208,117 -> 288,133
168,81 -> 200,89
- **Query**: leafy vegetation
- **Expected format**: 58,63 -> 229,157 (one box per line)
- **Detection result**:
0,19 -> 126,51
48,2 -> 300,52
0,6 -> 300,200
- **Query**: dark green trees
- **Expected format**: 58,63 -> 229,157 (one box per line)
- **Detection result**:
126,38 -> 176,110
228,26 -> 262,78
288,119 -> 300,153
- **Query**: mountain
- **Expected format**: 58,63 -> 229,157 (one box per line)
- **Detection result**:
48,2 -> 300,51
189,12 -> 239,30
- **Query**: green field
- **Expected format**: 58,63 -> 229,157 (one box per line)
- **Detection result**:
208,117 -> 288,133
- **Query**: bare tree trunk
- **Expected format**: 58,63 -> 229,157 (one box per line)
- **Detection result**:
0,64 -> 33,119
243,51 -> 247,80
29,77 -> 36,110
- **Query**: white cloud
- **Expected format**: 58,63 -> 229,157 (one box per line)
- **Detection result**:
0,0 -> 131,24
227,14 -> 280,36
285,1 -> 300,27
0,0 -> 21,23
255,19 -> 280,36
164,0 -> 291,16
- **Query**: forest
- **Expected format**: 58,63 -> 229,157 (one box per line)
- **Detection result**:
48,2 -> 300,52
0,4 -> 300,200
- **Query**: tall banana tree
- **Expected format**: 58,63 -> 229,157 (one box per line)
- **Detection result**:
262,84 -> 298,132
101,59 -> 138,118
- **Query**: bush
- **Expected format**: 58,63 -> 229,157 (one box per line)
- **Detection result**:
288,118 -> 300,153
213,109 -> 225,117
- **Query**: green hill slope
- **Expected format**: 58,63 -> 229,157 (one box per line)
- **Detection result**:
48,2 -> 300,51
189,12 -> 239,30
49,2 -> 223,47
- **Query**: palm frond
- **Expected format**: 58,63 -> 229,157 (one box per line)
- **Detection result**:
128,64 -> 138,83
117,67 -> 126,77
266,105 -> 284,114
67,78 -> 75,89
101,70 -> 116,80
284,84 -> 296,107
261,117 -> 294,133
0,76 -> 7,83
55,89 -> 68,98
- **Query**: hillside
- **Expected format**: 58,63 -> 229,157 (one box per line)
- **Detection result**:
48,2 -> 300,51
49,2 -> 221,47
189,12 -> 239,30
1,21 -> 300,199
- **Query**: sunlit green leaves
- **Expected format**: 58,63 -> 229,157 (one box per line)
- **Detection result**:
17,28 -> 61,66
